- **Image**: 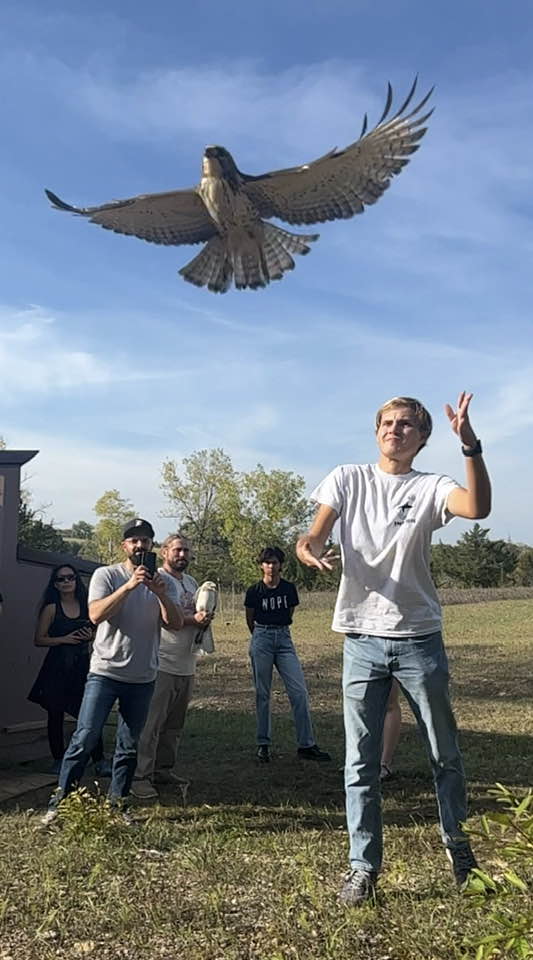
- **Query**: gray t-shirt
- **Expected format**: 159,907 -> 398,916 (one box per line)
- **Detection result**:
158,570 -> 199,677
88,563 -> 161,683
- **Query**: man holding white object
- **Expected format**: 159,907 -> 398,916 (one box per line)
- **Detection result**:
132,534 -> 215,800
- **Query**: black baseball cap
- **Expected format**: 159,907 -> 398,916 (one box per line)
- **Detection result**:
122,518 -> 155,540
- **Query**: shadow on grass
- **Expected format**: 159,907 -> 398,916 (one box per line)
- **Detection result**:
140,706 -> 532,834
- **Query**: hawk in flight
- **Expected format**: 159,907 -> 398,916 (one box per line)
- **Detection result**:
45,79 -> 433,294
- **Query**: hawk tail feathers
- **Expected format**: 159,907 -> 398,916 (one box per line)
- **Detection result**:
263,222 -> 318,268
178,224 -> 319,293
179,236 -> 233,294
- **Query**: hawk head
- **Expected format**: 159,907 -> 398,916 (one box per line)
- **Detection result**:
203,146 -> 241,185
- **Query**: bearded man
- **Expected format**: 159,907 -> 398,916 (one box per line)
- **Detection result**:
132,533 -> 213,799
41,519 -> 182,825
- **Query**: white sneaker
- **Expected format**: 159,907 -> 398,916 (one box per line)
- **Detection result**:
39,808 -> 59,828
130,779 -> 158,800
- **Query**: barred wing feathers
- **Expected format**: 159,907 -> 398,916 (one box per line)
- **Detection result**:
45,188 -> 216,246
243,80 -> 433,226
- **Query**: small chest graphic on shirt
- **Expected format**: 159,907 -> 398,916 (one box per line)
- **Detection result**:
178,589 -> 196,614
393,497 -> 416,526
261,595 -> 289,612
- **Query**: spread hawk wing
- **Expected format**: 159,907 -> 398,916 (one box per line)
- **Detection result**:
242,79 -> 433,226
44,187 -> 217,246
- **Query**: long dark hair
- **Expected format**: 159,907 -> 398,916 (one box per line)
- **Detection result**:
38,564 -> 89,617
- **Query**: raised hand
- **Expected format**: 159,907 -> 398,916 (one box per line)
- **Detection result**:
444,391 -> 477,447
126,566 -> 153,591
146,572 -> 168,598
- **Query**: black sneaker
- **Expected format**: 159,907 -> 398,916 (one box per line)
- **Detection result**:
446,843 -> 478,887
338,869 -> 378,906
297,744 -> 331,762
256,746 -> 270,763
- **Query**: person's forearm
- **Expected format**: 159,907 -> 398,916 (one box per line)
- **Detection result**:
246,612 -> 255,634
35,635 -> 67,647
89,583 -> 131,624
463,455 -> 491,517
159,595 -> 183,630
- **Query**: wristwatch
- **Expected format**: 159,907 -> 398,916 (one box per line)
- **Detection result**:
462,438 -> 482,457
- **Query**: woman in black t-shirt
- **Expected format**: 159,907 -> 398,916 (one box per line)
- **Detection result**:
244,546 -> 331,764
28,564 -> 109,776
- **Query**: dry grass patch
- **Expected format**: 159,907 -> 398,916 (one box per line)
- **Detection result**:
0,599 -> 531,959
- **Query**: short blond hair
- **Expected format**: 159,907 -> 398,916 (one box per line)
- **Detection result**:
375,397 -> 432,451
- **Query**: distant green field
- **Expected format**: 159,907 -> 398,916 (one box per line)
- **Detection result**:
0,599 -> 531,959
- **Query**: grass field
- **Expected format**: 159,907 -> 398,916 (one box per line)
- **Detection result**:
0,599 -> 532,959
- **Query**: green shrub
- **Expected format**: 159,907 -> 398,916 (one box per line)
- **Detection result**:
462,783 -> 533,959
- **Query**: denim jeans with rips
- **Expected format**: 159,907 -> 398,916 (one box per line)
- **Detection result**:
51,673 -> 155,806
343,631 -> 468,872
250,625 -> 315,749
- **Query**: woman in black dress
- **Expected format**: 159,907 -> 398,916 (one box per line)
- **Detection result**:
28,564 -> 110,776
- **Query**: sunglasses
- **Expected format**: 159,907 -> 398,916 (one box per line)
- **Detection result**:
55,574 -> 76,583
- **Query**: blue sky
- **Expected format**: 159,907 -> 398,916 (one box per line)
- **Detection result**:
1,0 -> 533,544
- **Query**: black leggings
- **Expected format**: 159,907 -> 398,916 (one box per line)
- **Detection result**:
47,711 -> 104,762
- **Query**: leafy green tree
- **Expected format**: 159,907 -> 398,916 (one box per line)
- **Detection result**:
219,464 -> 313,586
431,541 -> 464,588
71,520 -> 94,540
161,450 -> 317,587
161,449 -> 235,582
93,490 -> 136,564
511,546 -> 533,586
17,497 -> 71,553
432,526 -> 519,589
454,524 -> 519,588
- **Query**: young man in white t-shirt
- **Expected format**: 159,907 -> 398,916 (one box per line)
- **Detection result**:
297,393 -> 491,905
131,533 -> 213,800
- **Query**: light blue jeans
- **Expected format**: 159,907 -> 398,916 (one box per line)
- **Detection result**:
250,625 -> 315,748
51,673 -> 155,806
343,631 -> 467,872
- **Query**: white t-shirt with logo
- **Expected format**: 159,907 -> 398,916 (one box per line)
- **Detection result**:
158,570 -> 200,676
310,464 -> 459,637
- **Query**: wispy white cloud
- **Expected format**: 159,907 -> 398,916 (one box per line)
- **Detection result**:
47,56 -> 533,341
0,304 -> 194,397
3,45 -> 533,545
0,305 -> 117,393
9,429 -> 169,533
71,59 -> 377,163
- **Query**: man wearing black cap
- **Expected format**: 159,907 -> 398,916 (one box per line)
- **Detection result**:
41,519 -> 183,825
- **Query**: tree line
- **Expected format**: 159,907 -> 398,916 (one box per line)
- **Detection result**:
10,442 -> 533,589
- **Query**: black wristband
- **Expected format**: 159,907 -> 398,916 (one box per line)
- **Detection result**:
462,438 -> 482,457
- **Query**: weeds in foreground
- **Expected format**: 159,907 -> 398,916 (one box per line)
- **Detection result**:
0,600 -> 532,959
55,786 -> 127,838
462,784 -> 533,959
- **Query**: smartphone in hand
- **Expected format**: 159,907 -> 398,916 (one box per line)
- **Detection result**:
140,551 -> 157,578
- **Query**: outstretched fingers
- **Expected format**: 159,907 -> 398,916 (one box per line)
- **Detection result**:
445,391 -> 474,435
317,549 -> 340,571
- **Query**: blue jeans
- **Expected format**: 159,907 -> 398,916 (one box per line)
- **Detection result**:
52,673 -> 155,805
343,631 -> 467,872
250,625 -> 315,748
